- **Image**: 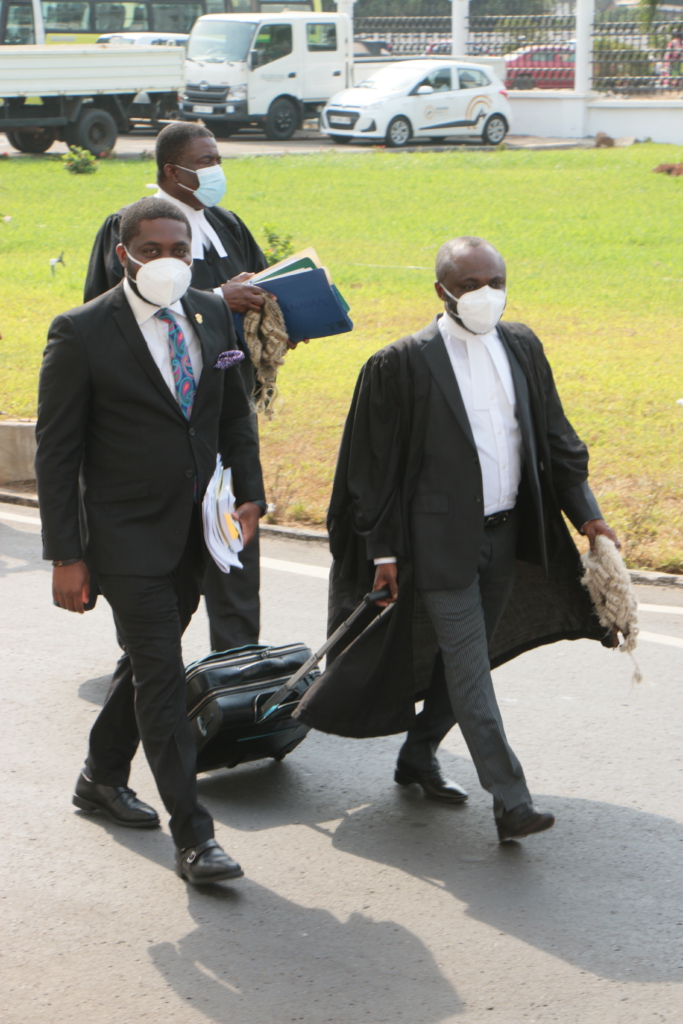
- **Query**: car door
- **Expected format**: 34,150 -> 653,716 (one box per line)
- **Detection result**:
453,66 -> 496,137
410,66 -> 457,139
302,21 -> 345,101
248,21 -> 299,115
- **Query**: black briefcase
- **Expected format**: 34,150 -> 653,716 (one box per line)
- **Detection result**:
185,644 -> 319,772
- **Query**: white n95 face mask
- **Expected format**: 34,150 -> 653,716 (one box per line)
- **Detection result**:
125,251 -> 193,307
441,283 -> 507,335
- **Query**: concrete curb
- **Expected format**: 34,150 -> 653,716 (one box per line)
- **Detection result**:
2,491 -> 681,588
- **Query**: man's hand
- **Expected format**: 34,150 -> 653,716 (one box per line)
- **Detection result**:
233,502 -> 262,546
53,560 -> 90,614
372,563 -> 398,607
583,518 -> 621,552
220,272 -> 273,313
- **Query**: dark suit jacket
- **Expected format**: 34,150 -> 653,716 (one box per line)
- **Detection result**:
35,283 -> 265,576
366,318 -> 601,590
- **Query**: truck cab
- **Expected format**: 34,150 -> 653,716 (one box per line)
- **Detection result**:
179,12 -> 350,140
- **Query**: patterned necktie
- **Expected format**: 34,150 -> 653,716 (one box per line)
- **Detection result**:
154,308 -> 196,420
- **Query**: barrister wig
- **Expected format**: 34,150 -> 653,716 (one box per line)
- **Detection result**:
155,122 -> 215,179
119,197 -> 191,248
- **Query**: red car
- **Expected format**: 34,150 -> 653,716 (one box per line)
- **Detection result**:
505,42 -> 575,89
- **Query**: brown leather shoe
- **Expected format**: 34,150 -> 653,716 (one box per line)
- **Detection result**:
176,839 -> 244,885
496,802 -> 555,842
73,772 -> 159,828
394,759 -> 468,803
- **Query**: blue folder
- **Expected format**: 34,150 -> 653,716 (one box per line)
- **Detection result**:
234,268 -> 353,346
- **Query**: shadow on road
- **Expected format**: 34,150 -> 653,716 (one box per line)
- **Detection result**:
147,883 -> 460,1024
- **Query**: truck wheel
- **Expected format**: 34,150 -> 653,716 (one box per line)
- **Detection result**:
482,114 -> 508,145
512,74 -> 534,90
68,108 -> 118,155
6,128 -> 55,153
265,98 -> 299,141
385,116 -> 412,148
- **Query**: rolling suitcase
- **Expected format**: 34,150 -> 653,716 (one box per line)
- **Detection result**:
185,588 -> 389,773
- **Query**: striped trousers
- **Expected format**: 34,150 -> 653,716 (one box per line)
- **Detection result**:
400,510 -> 532,814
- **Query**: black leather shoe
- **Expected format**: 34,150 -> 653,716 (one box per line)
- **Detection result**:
72,771 -> 159,829
394,759 -> 468,803
496,802 -> 555,842
176,839 -> 244,885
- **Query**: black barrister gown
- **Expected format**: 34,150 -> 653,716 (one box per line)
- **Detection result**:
293,319 -> 612,739
84,201 -> 269,650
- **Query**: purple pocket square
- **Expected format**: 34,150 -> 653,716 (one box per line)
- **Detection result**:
214,350 -> 245,369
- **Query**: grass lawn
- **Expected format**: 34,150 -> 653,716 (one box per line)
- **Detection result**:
1,145 -> 682,571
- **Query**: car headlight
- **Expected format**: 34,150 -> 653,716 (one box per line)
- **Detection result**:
363,101 -> 383,111
227,84 -> 247,101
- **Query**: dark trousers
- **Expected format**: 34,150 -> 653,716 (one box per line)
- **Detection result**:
203,528 -> 260,651
86,511 -> 213,849
399,510 -> 532,814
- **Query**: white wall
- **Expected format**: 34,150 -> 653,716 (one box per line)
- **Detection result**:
507,92 -> 683,145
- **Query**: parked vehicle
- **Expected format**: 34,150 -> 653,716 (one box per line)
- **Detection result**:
320,59 -> 511,147
505,42 -> 575,90
179,12 -> 353,140
95,32 -> 189,47
0,0 -> 323,47
0,42 -> 184,152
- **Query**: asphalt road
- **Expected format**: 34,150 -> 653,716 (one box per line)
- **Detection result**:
0,126 -> 591,160
1,500 -> 681,1024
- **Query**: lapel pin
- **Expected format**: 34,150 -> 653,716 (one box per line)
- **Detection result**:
194,313 -> 203,324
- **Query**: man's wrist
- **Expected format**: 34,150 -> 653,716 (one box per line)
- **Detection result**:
374,556 -> 397,565
52,558 -> 82,567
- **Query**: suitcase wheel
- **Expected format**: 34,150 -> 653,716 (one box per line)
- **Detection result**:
273,752 -> 287,762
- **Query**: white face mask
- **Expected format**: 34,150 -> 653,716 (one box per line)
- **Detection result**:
441,283 -> 507,335
125,250 -> 193,307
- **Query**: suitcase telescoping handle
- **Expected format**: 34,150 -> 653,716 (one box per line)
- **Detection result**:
257,587 -> 391,723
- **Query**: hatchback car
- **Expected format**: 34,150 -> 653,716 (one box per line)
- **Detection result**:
320,60 -> 511,147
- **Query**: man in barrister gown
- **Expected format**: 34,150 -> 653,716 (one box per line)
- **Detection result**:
84,121 -> 268,655
294,236 -> 619,842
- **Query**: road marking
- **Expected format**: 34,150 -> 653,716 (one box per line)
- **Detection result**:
0,508 -> 40,525
260,556 -> 329,580
638,603 -> 683,616
638,630 -> 683,649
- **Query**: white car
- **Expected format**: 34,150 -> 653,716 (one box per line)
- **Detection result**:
321,59 -> 512,148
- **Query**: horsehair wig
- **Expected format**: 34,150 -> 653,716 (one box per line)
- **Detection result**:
581,534 -> 643,684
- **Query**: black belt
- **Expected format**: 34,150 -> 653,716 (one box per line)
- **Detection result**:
484,508 -> 514,528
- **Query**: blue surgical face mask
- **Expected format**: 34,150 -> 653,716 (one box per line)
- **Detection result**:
175,163 -> 227,208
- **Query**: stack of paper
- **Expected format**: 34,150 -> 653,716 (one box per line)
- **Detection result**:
202,455 -> 243,574
236,247 -> 353,345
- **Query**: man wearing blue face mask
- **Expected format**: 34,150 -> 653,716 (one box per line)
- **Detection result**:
85,122 -> 271,655
296,236 -> 620,844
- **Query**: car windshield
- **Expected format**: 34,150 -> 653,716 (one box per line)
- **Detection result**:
356,64 -> 423,92
187,20 -> 256,63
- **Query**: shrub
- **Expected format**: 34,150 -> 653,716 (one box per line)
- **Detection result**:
262,223 -> 294,266
62,146 -> 98,174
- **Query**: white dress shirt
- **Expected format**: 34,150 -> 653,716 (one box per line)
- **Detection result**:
123,277 -> 203,401
439,310 -> 522,515
154,188 -> 228,263
374,311 -> 523,566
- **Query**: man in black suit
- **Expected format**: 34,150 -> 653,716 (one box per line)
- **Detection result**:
297,236 -> 619,843
36,197 -> 265,883
84,121 -> 269,655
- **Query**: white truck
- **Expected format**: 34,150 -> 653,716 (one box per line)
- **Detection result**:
0,43 -> 185,153
179,12 -> 504,141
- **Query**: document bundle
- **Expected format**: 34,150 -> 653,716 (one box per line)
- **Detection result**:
202,456 -> 243,574
235,247 -> 353,345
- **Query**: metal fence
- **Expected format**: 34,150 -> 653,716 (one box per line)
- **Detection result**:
592,20 -> 683,93
353,13 -> 683,95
